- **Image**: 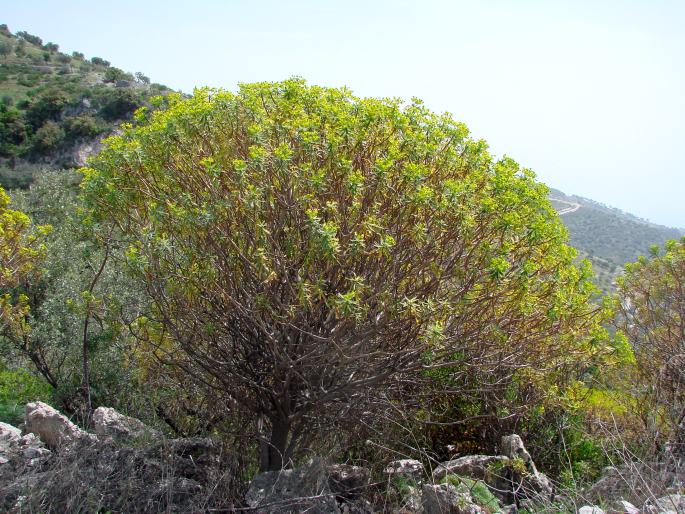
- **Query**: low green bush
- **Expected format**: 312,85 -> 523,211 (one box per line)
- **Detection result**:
442,474 -> 501,513
0,364 -> 51,425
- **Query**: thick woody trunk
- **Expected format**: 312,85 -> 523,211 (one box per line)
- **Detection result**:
259,416 -> 292,472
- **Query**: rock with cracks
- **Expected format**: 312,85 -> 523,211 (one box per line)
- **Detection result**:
499,434 -> 553,501
0,423 -> 51,480
432,455 -> 507,482
92,406 -> 161,443
384,459 -> 425,480
245,458 -> 340,513
24,401 -> 95,450
501,434 -> 538,474
432,435 -> 553,506
1,405 -> 236,513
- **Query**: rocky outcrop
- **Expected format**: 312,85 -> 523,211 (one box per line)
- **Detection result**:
24,401 -> 95,449
432,455 -> 508,481
0,422 -> 21,444
385,459 -> 425,480
501,434 -> 538,474
585,462 -> 685,508
0,422 -> 50,466
245,458 -> 340,513
72,138 -> 104,166
93,406 -> 161,442
15,408 -> 673,514
431,435 -> 553,506
646,494 -> 685,514
421,483 -> 484,514
1,404 -> 235,513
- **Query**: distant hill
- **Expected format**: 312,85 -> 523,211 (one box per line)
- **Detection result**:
0,24 -> 172,188
550,188 -> 683,292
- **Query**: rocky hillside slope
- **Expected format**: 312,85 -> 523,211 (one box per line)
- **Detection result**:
0,24 -> 171,187
1,403 -> 683,513
550,188 -> 683,292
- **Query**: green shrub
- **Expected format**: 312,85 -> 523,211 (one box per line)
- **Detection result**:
103,66 -> 130,83
82,79 -> 607,472
94,87 -> 142,120
0,365 -> 51,425
31,120 -> 65,153
442,475 -> 501,513
0,40 -> 12,56
91,57 -> 110,67
65,114 -> 103,139
0,163 -> 42,189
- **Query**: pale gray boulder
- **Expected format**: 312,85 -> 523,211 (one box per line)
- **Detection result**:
24,401 -> 95,449
245,458 -> 340,513
653,494 -> 685,513
432,455 -> 507,481
385,458 -> 425,480
92,406 -> 161,442
578,506 -> 605,514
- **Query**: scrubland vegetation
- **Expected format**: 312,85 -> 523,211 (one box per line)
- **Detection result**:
1,26 -> 683,512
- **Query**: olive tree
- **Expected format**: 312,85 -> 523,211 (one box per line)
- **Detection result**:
82,80 -> 604,471
7,171 -> 149,419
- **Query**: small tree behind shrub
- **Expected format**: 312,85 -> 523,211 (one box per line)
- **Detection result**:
615,239 -> 685,457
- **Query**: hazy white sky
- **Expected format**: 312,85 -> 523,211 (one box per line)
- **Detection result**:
4,0 -> 684,227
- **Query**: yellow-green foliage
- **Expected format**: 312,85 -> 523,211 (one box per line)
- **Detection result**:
0,186 -> 49,339
80,79 -> 610,467
82,79 -> 603,360
614,238 -> 685,451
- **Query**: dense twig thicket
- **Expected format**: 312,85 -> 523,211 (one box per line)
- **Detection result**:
615,239 -> 685,458
81,79 -> 609,471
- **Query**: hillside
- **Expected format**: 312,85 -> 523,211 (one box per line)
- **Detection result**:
550,188 -> 683,292
0,24 -> 171,188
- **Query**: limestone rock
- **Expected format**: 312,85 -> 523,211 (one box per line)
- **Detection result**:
501,434 -> 538,474
578,507 -> 605,514
24,401 -> 94,449
328,463 -> 371,499
432,455 -> 507,481
385,459 -> 425,480
0,423 -> 21,444
616,500 -> 640,514
245,458 -> 340,513
432,449 -> 552,505
0,424 -> 51,483
500,434 -> 553,500
92,406 -> 160,442
422,483 -> 484,514
653,494 -> 685,513
585,462 -> 685,507
72,139 -> 103,167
